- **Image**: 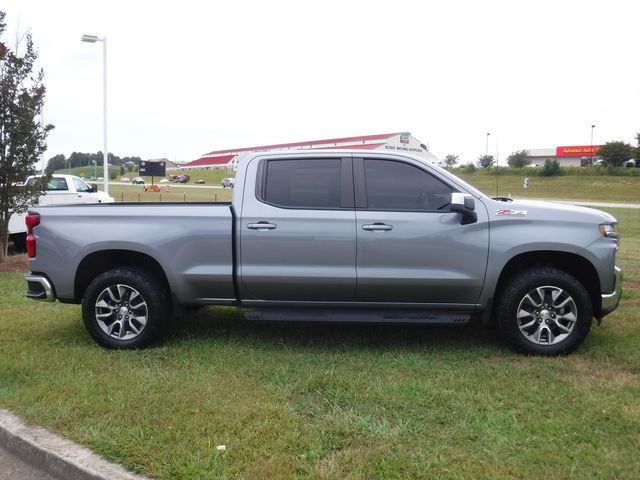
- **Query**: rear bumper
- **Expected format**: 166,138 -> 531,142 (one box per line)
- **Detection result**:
601,265 -> 623,317
25,274 -> 56,302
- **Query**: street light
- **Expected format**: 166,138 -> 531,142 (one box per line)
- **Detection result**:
485,132 -> 490,158
81,34 -> 108,194
590,124 -> 596,165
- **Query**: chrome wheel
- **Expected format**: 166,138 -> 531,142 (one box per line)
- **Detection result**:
516,285 -> 577,346
94,284 -> 148,340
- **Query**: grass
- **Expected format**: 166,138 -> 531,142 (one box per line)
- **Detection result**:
455,171 -> 640,203
1,179 -> 639,478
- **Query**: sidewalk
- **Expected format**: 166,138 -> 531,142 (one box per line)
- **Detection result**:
0,409 -> 151,480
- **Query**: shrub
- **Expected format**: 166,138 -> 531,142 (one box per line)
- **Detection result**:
538,159 -> 562,177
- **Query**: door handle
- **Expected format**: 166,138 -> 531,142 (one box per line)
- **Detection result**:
362,223 -> 393,232
247,222 -> 277,230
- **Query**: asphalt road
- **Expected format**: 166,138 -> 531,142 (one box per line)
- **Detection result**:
0,444 -> 58,480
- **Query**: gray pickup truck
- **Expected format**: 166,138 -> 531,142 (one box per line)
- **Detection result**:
24,150 -> 622,355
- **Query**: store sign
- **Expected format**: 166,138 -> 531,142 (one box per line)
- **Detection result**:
555,145 -> 600,157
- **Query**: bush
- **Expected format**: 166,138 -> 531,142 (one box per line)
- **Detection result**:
459,163 -> 477,173
538,159 -> 562,177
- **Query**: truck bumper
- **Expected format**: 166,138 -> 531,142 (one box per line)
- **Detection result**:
25,274 -> 56,302
600,265 -> 623,317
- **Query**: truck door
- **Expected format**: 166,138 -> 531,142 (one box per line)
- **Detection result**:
239,157 -> 357,302
354,157 -> 489,306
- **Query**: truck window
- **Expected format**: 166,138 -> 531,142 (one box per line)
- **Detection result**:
47,178 -> 69,191
362,159 -> 453,211
73,177 -> 92,193
262,159 -> 342,209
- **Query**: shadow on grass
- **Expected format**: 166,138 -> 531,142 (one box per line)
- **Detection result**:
164,307 -> 505,354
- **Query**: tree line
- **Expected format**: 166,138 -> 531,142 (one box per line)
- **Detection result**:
443,137 -> 640,170
46,152 -> 144,173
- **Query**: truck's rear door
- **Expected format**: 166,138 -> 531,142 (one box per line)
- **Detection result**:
239,156 -> 356,302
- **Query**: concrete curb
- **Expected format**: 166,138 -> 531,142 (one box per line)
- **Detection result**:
0,409 -> 152,480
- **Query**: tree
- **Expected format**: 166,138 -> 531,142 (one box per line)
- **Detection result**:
0,11 -> 54,262
444,154 -> 459,169
506,150 -> 530,168
477,154 -> 495,168
46,153 -> 66,173
597,141 -> 633,167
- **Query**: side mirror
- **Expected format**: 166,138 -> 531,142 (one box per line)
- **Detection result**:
88,185 -> 97,193
449,192 -> 477,225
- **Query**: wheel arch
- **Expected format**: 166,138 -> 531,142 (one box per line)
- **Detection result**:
493,251 -> 602,319
74,250 -> 171,303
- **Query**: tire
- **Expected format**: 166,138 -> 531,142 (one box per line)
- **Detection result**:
497,267 -> 592,355
82,268 -> 169,349
10,233 -> 27,254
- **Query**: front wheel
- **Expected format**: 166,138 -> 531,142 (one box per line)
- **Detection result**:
497,268 -> 593,355
82,268 -> 169,349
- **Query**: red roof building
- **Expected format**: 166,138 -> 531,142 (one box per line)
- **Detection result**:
182,132 -> 440,169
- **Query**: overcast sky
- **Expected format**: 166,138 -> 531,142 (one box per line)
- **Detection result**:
3,0 -> 639,168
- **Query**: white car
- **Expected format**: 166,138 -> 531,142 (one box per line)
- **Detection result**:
132,177 -> 145,184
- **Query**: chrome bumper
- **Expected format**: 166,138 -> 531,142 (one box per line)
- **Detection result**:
25,274 -> 55,302
601,265 -> 623,317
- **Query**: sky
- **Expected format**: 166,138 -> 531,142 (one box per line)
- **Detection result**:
3,0 -> 639,169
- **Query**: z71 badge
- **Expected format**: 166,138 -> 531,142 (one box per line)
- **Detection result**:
496,209 -> 528,216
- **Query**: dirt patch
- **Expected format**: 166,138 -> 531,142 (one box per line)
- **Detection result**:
0,254 -> 29,273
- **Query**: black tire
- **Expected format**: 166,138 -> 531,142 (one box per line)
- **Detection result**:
497,267 -> 592,356
10,233 -> 27,254
81,268 -> 169,349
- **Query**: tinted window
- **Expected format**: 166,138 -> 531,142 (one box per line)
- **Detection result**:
263,159 -> 342,209
363,159 -> 453,211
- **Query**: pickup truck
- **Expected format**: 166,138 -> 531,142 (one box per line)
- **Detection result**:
9,174 -> 114,251
23,150 -> 622,355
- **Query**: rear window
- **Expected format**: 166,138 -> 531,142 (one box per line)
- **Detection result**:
262,159 -> 342,209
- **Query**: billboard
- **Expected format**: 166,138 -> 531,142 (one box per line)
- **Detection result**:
555,145 -> 601,157
139,161 -> 166,176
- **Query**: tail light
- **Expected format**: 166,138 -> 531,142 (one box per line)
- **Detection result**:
26,213 -> 40,258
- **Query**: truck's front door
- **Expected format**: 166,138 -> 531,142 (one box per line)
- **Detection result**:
354,157 -> 489,306
239,156 -> 357,302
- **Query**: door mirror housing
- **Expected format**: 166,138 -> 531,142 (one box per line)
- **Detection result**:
450,192 -> 477,225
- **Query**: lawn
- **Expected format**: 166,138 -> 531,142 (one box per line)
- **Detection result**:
1,184 -> 639,478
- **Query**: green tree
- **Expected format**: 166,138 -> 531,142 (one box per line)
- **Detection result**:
46,154 -> 66,173
444,154 -> 459,169
539,159 -> 561,177
597,141 -> 633,167
0,11 -> 54,262
477,154 -> 495,168
506,149 -> 530,168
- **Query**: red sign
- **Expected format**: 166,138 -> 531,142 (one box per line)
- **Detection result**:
555,145 -> 600,157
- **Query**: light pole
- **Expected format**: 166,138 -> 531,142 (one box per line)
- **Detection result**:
81,34 -> 108,194
590,124 -> 596,164
485,133 -> 490,159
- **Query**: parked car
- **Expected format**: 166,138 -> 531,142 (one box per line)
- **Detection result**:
623,159 -> 637,168
221,177 -> 235,188
132,177 -> 145,184
195,179 -> 205,184
170,175 -> 190,183
593,159 -> 607,166
24,150 -> 621,355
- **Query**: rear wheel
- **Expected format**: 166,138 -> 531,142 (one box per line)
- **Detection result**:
497,267 -> 592,355
82,268 -> 169,349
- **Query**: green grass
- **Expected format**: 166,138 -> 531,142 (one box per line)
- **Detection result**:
456,171 -> 640,203
1,180 -> 639,478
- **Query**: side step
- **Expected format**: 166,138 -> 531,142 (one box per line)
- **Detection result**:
244,308 -> 472,325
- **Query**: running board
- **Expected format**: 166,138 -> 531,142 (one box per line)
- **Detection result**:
244,308 -> 472,325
